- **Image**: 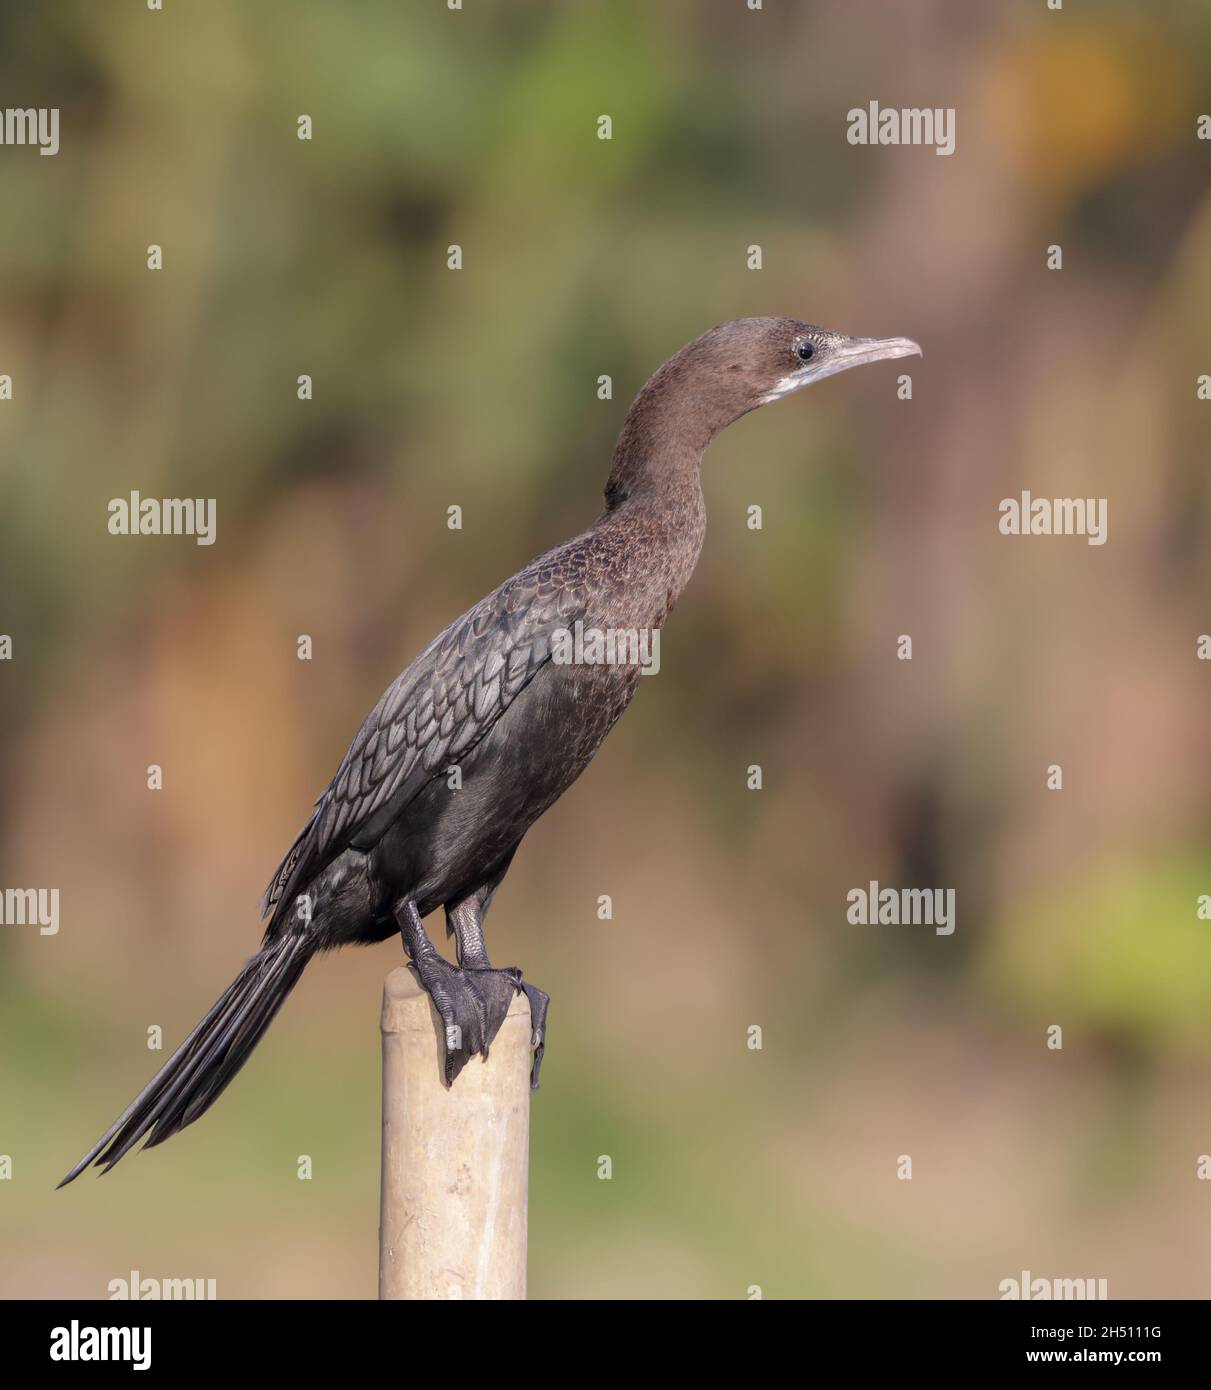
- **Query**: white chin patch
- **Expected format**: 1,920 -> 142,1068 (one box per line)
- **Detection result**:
759,372 -> 809,405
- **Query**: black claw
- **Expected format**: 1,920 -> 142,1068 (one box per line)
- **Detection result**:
411,956 -> 519,1085
410,954 -> 550,1089
521,981 -> 550,1090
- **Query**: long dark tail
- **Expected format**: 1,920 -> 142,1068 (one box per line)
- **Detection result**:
58,932 -> 313,1188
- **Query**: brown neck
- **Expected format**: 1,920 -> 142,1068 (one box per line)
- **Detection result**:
593,371 -> 713,621
604,357 -> 748,509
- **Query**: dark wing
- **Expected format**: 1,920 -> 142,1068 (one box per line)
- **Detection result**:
261,556 -> 587,922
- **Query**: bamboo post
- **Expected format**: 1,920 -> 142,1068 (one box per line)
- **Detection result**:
378,966 -> 531,1299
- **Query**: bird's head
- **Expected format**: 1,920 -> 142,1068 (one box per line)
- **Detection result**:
607,316 -> 923,503
674,316 -> 923,428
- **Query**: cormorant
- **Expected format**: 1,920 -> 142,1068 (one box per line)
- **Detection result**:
59,317 -> 920,1186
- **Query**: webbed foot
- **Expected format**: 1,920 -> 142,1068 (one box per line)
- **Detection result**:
410,954 -> 523,1086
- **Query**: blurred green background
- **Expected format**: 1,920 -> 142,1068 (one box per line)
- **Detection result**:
2,0 -> 1211,1299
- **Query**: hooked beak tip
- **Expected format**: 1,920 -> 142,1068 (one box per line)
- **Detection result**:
823,333 -> 924,376
872,336 -> 922,361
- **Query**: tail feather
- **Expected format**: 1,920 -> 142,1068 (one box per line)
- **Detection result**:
94,957 -> 278,1171
149,937 -> 309,1143
58,933 -> 312,1188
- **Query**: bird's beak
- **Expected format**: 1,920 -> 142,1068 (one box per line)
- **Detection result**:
762,334 -> 923,404
806,334 -> 923,385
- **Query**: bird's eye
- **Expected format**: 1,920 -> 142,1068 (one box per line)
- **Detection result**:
797,342 -> 815,361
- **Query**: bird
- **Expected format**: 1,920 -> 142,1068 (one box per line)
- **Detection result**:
59,316 -> 921,1187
